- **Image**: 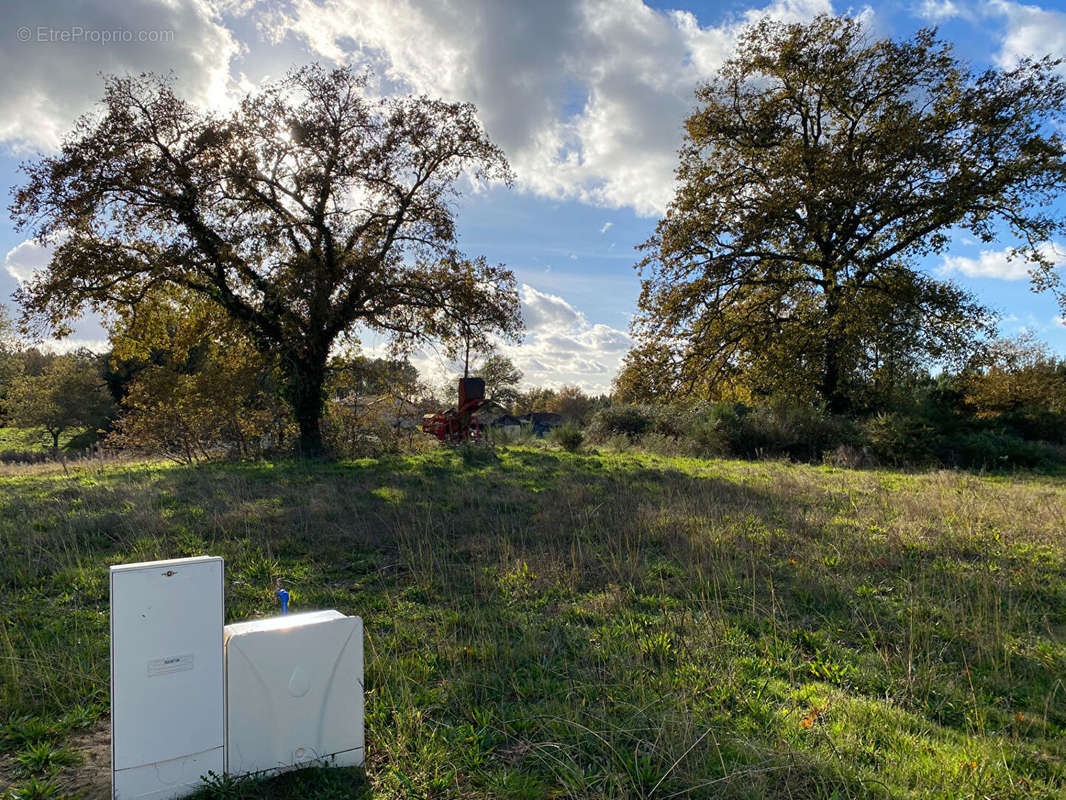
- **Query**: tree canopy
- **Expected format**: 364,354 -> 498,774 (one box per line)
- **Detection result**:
628,15 -> 1066,411
474,353 -> 523,406
108,288 -> 285,461
12,65 -> 522,453
9,353 -> 114,450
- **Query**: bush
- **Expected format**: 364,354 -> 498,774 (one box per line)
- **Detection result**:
680,402 -> 854,461
573,397 -> 1062,471
65,430 -> 102,451
935,429 -> 1054,470
590,401 -> 860,463
600,433 -> 632,454
862,411 -> 1060,470
587,405 -> 653,441
551,422 -> 585,452
648,405 -> 692,439
824,443 -> 876,469
863,412 -> 937,466
682,403 -> 746,457
322,403 -> 410,457
996,409 -> 1066,444
739,403 -> 856,461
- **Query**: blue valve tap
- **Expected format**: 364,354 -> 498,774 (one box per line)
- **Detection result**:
277,588 -> 289,615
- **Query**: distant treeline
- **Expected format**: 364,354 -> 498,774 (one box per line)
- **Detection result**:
1,303 -> 1063,470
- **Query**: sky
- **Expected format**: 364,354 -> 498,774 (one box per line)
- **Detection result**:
2,0 -> 1066,394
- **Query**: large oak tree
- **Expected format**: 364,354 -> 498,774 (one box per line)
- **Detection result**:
11,66 -> 521,453
629,16 -> 1066,412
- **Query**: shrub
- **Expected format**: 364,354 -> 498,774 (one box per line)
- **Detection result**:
824,444 -> 876,469
684,403 -> 746,457
600,433 -> 632,454
863,412 -> 937,466
936,429 -> 1053,470
587,404 -> 653,441
996,409 -> 1066,444
739,403 -> 856,461
648,405 -> 692,439
551,422 -> 585,452
322,402 -> 407,457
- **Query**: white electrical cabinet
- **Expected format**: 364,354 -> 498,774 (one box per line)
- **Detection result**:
110,556 -> 225,800
224,610 -> 364,777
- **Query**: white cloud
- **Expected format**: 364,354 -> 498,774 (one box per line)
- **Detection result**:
915,0 -> 966,21
4,239 -> 52,284
265,0 -> 834,216
0,0 -> 240,152
38,338 -> 111,355
939,243 -> 1065,280
508,284 -> 631,392
600,221 -> 614,234
520,285 -> 586,331
1055,315 -> 1066,327
988,0 -> 1066,70
367,283 -> 632,394
0,0 -> 846,215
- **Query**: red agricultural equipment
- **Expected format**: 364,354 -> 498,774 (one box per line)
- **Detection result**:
421,377 -> 491,443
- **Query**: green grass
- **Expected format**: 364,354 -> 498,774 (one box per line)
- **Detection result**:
0,428 -> 87,453
2,446 -> 1065,798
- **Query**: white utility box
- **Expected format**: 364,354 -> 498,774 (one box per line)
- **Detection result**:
224,610 -> 364,777
110,556 -> 225,800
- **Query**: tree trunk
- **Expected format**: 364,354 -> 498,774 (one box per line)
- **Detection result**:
821,282 -> 848,415
51,429 -> 60,451
283,349 -> 328,457
821,342 -> 847,414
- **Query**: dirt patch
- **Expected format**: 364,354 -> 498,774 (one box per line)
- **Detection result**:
60,720 -> 111,800
0,720 -> 109,798
0,751 -> 15,793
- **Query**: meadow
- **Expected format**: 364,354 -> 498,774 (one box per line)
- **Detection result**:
1,446 -> 1064,799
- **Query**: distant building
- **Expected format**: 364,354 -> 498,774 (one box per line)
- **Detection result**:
520,412 -> 564,436
489,413 -> 523,439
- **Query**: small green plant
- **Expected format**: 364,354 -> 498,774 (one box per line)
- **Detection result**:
14,741 -> 82,776
191,765 -> 367,800
497,561 -> 537,601
639,630 -> 675,664
807,651 -> 852,685
1,717 -> 57,754
550,422 -> 584,452
3,775 -> 66,800
57,705 -> 101,731
192,770 -> 257,800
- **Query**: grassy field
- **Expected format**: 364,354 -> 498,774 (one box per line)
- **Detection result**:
1,446 -> 1065,799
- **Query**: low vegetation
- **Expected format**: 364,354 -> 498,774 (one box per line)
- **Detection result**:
2,447 -> 1065,798
585,395 -> 1066,471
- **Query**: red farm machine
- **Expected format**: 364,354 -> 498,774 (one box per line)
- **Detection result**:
421,377 -> 492,443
